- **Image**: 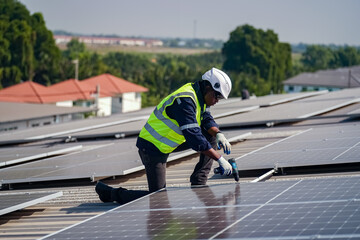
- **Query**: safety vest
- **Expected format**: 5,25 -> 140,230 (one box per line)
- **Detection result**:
139,83 -> 205,154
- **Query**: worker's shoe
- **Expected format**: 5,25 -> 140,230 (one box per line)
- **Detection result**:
95,181 -> 113,202
110,187 -> 128,204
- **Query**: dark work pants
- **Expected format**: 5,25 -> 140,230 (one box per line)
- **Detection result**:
189,131 -> 217,185
111,129 -> 217,204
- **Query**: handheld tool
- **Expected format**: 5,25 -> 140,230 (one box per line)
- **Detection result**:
214,158 -> 239,182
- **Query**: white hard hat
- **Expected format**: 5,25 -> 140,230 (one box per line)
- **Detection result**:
202,67 -> 232,99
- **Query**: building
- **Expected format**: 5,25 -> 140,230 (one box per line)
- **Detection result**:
283,65 -> 360,93
0,102 -> 93,132
0,74 -> 148,117
54,35 -> 164,47
81,74 -> 148,116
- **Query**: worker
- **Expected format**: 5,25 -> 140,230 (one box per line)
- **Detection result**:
95,67 -> 233,204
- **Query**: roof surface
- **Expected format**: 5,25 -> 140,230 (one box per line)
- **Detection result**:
284,65 -> 360,88
82,73 -> 148,95
0,81 -> 62,103
0,74 -> 148,104
0,88 -> 360,239
0,102 -> 94,123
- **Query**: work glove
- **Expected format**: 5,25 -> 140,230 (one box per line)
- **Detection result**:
217,156 -> 232,176
216,132 -> 231,155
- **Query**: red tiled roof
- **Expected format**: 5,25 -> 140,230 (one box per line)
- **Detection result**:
0,74 -> 148,104
82,74 -> 148,95
0,81 -> 62,103
48,79 -> 111,100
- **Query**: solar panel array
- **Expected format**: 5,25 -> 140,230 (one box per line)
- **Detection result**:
217,87 -> 360,127
0,130 -> 251,185
1,89 -> 359,186
235,122 -> 360,171
0,191 -> 62,216
0,90 -> 329,143
0,107 -> 154,143
41,176 -> 360,239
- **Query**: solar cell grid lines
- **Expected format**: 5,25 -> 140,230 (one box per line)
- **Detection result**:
41,176 -> 360,240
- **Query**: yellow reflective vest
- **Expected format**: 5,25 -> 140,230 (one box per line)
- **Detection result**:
139,83 -> 205,154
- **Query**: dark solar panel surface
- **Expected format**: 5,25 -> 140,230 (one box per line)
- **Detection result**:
0,129 -> 251,184
41,176 -> 360,239
0,191 -> 62,216
236,122 -> 360,170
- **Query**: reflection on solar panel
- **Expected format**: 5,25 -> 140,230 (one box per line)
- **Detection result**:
236,122 -> 360,170
40,176 -> 360,239
0,130 -> 252,185
0,191 -> 62,216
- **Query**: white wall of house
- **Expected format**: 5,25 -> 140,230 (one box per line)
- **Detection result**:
121,92 -> 142,113
56,101 -> 73,107
98,97 -> 112,116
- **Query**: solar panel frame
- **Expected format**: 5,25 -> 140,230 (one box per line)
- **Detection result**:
0,191 -> 63,216
0,145 -> 82,167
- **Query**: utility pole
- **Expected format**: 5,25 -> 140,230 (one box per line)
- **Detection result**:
95,84 -> 100,117
72,59 -> 79,80
193,20 -> 197,39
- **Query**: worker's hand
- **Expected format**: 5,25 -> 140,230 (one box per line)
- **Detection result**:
216,132 -> 231,155
217,156 -> 232,176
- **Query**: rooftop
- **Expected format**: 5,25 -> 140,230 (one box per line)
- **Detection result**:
0,88 -> 360,239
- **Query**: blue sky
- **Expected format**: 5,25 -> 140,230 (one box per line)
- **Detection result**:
19,0 -> 360,45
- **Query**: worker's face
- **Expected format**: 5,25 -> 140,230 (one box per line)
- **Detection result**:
204,87 -> 223,106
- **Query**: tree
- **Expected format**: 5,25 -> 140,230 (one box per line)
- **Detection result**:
0,0 -> 61,87
301,45 -> 335,71
334,46 -> 360,67
222,24 -> 291,94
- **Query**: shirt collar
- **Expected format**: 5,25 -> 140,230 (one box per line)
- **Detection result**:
192,81 -> 206,113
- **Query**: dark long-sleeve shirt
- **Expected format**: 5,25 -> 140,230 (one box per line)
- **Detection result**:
136,82 -> 218,155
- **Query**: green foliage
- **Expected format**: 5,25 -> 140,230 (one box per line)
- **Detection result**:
300,45 -> 360,72
2,1 -> 359,108
222,24 -> 292,95
0,0 -> 61,87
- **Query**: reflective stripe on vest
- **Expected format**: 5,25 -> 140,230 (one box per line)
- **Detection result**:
139,83 -> 203,154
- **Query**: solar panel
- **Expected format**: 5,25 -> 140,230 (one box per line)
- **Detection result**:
210,91 -> 327,118
235,122 -> 360,171
0,107 -> 154,142
40,176 -> 360,239
217,87 -> 360,127
0,91 -> 326,144
0,191 -> 62,216
0,130 -> 251,185
0,145 -> 82,167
